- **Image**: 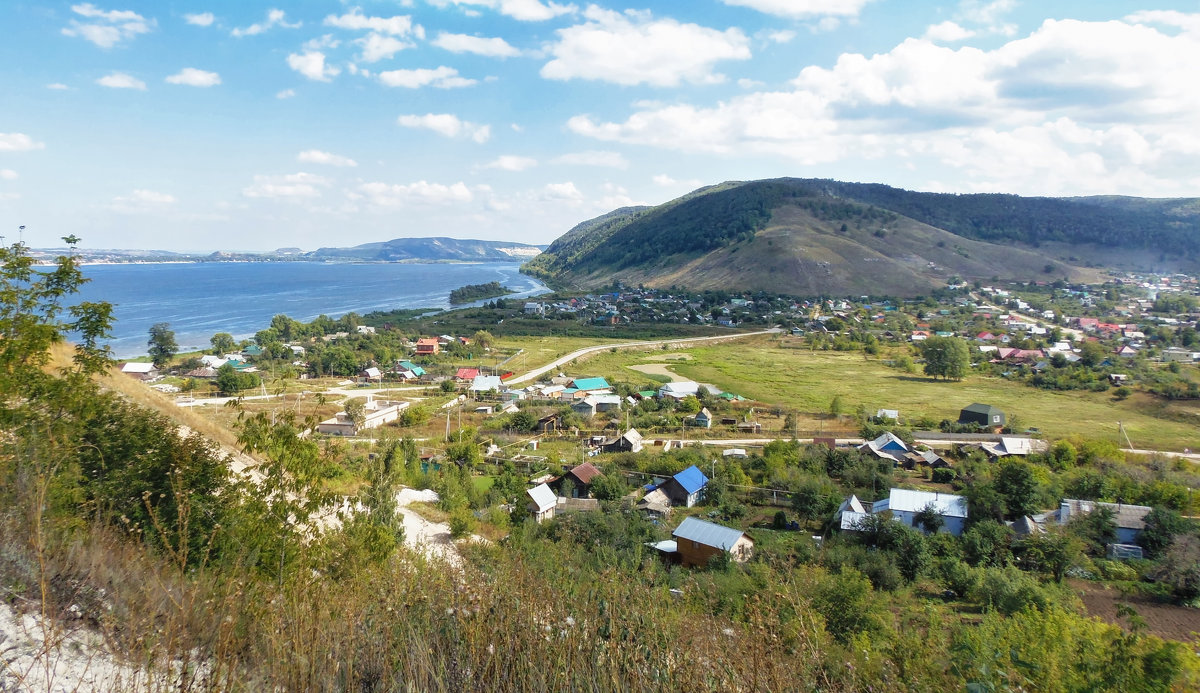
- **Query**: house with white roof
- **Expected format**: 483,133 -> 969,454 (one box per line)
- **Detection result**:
526,483 -> 557,523
658,381 -> 701,399
862,488 -> 969,536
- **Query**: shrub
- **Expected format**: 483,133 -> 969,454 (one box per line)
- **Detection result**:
970,565 -> 1052,614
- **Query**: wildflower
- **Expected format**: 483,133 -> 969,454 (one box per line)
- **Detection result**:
564,616 -> 575,627
722,628 -> 735,637
487,643 -> 495,655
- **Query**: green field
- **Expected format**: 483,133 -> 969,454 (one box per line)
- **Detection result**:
555,335 -> 1200,451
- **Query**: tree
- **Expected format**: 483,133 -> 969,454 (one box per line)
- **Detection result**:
590,473 -> 627,502
1153,534 -> 1200,602
921,335 -> 970,380
215,362 -> 260,395
1068,506 -> 1117,555
147,322 -> 178,369
344,397 -> 366,424
914,503 -> 945,534
1138,507 -> 1192,559
962,520 -> 1014,567
993,459 -> 1042,520
1019,529 -> 1083,582
472,330 -> 495,350
1079,340 -> 1107,367
210,332 -> 236,354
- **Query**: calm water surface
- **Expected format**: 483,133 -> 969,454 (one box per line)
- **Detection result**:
74,262 -> 549,358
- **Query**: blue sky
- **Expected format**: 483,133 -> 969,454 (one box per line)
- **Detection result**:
3,1 -> 1199,252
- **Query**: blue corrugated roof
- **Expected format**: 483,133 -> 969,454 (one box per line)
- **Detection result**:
673,465 -> 708,494
672,516 -> 745,551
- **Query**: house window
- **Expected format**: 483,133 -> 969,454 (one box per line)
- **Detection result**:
993,415 -> 1000,423
692,540 -> 700,549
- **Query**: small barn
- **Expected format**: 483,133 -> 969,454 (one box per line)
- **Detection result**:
600,428 -> 643,454
526,483 -> 557,523
958,403 -> 1005,430
671,517 -> 754,567
693,408 -> 713,428
555,462 -> 602,498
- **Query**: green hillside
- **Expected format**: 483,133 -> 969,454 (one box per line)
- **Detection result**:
524,178 -> 1200,295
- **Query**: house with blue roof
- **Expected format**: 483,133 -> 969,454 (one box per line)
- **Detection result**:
569,377 -> 611,393
659,465 -> 709,508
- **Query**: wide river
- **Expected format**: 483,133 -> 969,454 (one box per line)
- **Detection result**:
73,261 -> 550,358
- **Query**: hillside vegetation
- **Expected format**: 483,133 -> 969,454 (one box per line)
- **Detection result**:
311,236 -> 542,262
525,178 -> 1200,295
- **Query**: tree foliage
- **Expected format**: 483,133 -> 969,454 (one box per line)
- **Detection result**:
147,322 -> 178,369
921,335 -> 970,381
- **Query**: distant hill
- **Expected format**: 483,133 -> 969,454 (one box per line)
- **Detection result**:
523,178 -> 1200,296
309,237 -> 543,262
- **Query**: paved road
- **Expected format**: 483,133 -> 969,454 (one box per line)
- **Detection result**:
505,328 -> 781,385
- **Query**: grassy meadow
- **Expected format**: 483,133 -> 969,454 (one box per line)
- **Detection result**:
565,335 -> 1200,451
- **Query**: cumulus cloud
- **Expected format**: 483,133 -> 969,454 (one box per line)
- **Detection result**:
0,133 -> 46,152
479,155 -> 538,171
567,15 -> 1200,196
552,150 -> 628,168
243,172 -> 330,199
432,32 -> 522,58
231,9 -> 300,37
324,8 -> 423,37
721,0 -> 871,18
276,88 -> 296,99
109,189 -> 177,213
183,12 -> 214,27
165,68 -> 221,87
355,181 -> 474,207
653,174 -> 703,188
429,0 -> 575,22
96,72 -> 146,90
378,66 -> 475,89
397,113 -> 491,142
542,7 -> 751,86
62,3 -> 154,48
287,52 -> 339,82
924,21 -> 975,42
356,33 -> 412,62
542,181 -> 583,201
956,0 -> 1017,36
297,150 -> 358,167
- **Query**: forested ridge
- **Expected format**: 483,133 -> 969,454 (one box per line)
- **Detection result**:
525,177 -> 1200,285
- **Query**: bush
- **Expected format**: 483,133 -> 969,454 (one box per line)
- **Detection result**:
970,566 -> 1052,614
448,507 -> 477,538
932,467 -> 957,484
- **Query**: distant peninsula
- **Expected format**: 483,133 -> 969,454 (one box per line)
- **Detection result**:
449,281 -> 515,304
28,237 -> 544,265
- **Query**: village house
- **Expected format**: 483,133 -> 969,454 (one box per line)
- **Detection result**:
415,338 -> 439,355
846,488 -> 970,536
526,483 -> 557,523
693,407 -> 713,428
858,432 -> 909,463
1057,499 -> 1153,545
316,398 -> 410,437
670,517 -> 754,567
553,462 -> 602,498
455,367 -> 480,382
600,428 -> 643,453
657,465 -> 708,507
120,362 -> 159,380
958,403 -> 1005,430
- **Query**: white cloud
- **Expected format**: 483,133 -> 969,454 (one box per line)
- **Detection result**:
0,133 -> 45,152
552,150 -> 628,168
109,188 -> 177,213
287,52 -> 339,82
721,0 -> 871,18
542,181 -> 583,201
276,88 -> 296,99
62,3 -> 154,48
397,113 -> 491,142
355,181 -> 474,207
379,66 -> 476,89
956,0 -> 1017,36
46,83 -> 70,90
430,0 -> 575,22
568,15 -> 1200,196
231,9 -> 300,37
357,33 -> 412,62
542,7 -> 751,86
303,34 -> 341,50
297,150 -> 358,167
761,29 -> 796,44
243,172 -> 330,199
480,155 -> 538,171
165,68 -> 221,87
324,8 -> 422,37
96,72 -> 147,90
432,32 -> 522,58
652,174 -> 703,188
924,21 -> 975,43
183,12 -> 214,27
0,170 -> 17,180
